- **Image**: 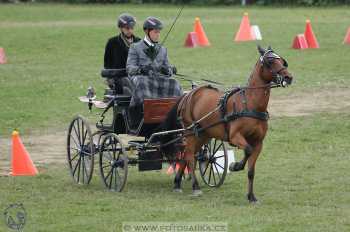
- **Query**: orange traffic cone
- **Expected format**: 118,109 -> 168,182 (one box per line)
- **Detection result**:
184,32 -> 199,48
343,27 -> 350,45
292,34 -> 309,49
304,19 -> 319,49
166,163 -> 189,175
167,163 -> 175,175
10,130 -> 38,176
235,12 -> 254,42
0,47 -> 7,64
193,17 -> 210,46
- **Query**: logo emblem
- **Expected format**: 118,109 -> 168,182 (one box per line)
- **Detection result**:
4,203 -> 26,231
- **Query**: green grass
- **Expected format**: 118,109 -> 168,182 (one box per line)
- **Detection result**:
0,3 -> 350,232
1,113 -> 350,232
0,3 -> 350,134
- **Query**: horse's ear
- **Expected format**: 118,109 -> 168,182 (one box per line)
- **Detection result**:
267,45 -> 272,51
257,45 -> 265,56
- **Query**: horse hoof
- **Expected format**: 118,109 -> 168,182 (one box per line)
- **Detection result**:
191,190 -> 203,197
247,194 -> 258,203
249,199 -> 259,205
173,188 -> 183,193
229,162 -> 241,172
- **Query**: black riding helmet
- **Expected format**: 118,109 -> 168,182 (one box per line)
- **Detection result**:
143,17 -> 163,31
117,13 -> 136,28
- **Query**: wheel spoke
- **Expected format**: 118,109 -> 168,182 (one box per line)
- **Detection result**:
77,156 -> 81,183
114,167 -> 118,190
70,135 -> 80,149
81,156 -> 85,183
83,156 -> 90,183
72,156 -> 81,176
214,155 -> 225,159
70,152 -> 79,162
81,120 -> 85,144
71,148 -> 91,156
212,139 -> 217,154
72,124 -> 81,146
202,161 -> 209,176
213,142 -> 223,155
211,165 -> 217,186
213,163 -> 222,180
208,164 -> 212,184
116,169 -> 122,183
104,168 -> 113,183
214,161 -> 225,170
109,168 -> 114,189
102,164 -> 111,169
76,119 -> 81,145
82,129 -> 88,147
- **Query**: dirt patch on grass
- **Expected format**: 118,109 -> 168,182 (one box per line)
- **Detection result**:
269,87 -> 350,117
1,87 -> 349,175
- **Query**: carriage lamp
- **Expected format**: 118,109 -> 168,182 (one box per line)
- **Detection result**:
86,86 -> 96,111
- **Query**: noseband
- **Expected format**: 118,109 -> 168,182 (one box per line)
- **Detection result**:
260,50 -> 292,88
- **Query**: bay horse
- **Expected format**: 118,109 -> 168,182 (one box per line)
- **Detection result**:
160,45 -> 293,203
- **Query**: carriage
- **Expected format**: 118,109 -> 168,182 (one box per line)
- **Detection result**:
66,69 -> 229,192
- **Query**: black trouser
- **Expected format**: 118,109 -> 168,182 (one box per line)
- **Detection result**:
128,104 -> 143,128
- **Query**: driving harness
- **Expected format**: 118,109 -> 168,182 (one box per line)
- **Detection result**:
176,85 -> 269,142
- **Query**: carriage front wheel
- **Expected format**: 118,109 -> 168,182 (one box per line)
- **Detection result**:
99,133 -> 128,192
197,139 -> 228,187
67,115 -> 95,185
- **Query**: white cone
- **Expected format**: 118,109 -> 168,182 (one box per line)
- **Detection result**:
214,150 -> 235,174
251,25 -> 262,40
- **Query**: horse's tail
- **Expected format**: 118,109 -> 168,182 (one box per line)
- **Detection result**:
155,95 -> 185,158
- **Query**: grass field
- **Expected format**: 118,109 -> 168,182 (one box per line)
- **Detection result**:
0,3 -> 350,232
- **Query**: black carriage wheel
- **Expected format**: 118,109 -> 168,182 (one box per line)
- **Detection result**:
198,139 -> 228,187
99,133 -> 128,192
67,115 -> 95,185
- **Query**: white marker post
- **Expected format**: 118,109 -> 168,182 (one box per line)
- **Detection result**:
251,25 -> 262,40
214,150 -> 235,174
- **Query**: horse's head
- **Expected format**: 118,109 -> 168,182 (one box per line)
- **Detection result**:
257,45 -> 293,87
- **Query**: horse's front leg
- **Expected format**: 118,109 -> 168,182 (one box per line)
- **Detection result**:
246,142 -> 263,203
228,133 -> 253,172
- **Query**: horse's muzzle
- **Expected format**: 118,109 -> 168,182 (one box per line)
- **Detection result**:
281,75 -> 293,87
274,74 -> 293,87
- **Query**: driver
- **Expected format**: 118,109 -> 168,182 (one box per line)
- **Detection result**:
126,16 -> 183,127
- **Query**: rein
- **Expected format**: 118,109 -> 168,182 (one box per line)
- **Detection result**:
159,83 -> 278,148
159,51 -> 291,147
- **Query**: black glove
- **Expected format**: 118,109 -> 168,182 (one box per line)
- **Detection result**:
139,65 -> 153,75
160,65 -> 171,75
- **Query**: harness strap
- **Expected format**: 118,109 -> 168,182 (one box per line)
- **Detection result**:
175,86 -> 269,142
240,89 -> 248,110
225,110 -> 269,122
219,88 -> 241,141
177,85 -> 219,137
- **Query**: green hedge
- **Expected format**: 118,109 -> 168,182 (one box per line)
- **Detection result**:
3,0 -> 350,5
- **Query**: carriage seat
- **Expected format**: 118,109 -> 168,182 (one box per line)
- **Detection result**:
101,69 -> 135,96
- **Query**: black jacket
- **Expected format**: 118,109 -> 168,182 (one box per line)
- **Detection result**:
104,34 -> 141,69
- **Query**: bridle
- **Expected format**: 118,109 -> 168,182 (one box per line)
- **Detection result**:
258,50 -> 292,88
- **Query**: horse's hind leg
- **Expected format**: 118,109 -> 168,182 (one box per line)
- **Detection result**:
173,159 -> 186,193
186,153 -> 202,196
229,133 -> 253,172
246,143 -> 262,203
